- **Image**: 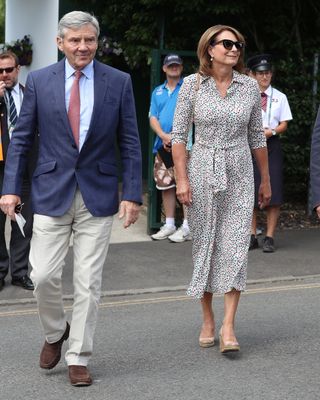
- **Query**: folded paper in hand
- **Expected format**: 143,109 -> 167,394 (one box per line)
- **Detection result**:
15,213 -> 26,237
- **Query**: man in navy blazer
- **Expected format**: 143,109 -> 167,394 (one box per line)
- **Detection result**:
311,107 -> 320,219
0,11 -> 142,386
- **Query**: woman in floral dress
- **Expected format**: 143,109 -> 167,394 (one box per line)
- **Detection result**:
172,25 -> 271,353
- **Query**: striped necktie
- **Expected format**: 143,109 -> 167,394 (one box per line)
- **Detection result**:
7,88 -> 18,126
68,70 -> 82,148
261,92 -> 267,112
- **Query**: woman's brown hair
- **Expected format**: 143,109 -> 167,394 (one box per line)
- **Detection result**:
197,25 -> 246,76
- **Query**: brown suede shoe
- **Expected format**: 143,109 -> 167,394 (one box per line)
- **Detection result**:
69,365 -> 92,386
40,322 -> 70,369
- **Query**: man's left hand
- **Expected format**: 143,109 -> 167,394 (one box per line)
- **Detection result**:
118,200 -> 141,228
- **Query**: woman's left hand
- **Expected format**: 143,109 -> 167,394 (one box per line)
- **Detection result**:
258,180 -> 272,209
176,178 -> 192,206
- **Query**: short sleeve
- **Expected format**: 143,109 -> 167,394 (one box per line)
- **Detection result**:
279,94 -> 293,122
248,81 -> 266,150
172,74 -> 197,146
149,89 -> 159,118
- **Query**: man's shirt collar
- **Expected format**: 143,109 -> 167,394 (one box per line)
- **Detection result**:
65,59 -> 94,80
11,82 -> 20,95
264,85 -> 272,96
162,78 -> 183,89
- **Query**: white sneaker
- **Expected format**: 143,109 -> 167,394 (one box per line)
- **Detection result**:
168,226 -> 192,243
151,225 -> 176,240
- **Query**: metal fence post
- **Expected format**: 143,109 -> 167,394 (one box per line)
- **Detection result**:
308,53 -> 319,215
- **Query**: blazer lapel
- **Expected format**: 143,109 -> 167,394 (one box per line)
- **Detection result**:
51,58 -> 75,142
83,60 -> 108,145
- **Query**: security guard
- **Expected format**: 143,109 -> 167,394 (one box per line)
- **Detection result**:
247,54 -> 293,252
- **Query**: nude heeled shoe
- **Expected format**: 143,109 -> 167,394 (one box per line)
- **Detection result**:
219,328 -> 240,353
199,336 -> 215,348
199,326 -> 215,348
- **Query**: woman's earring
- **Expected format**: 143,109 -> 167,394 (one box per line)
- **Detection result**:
210,57 -> 213,62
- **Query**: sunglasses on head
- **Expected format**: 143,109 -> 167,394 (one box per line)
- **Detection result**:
0,67 -> 16,74
211,39 -> 245,51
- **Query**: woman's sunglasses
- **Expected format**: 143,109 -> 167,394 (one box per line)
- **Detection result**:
211,39 -> 245,51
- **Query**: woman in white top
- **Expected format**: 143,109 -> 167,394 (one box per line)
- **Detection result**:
247,54 -> 293,252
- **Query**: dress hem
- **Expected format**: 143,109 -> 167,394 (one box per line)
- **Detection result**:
186,285 -> 246,299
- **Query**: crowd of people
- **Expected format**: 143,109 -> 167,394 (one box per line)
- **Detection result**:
0,10 -> 319,388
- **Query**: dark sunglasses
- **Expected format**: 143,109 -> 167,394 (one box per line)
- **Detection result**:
0,67 -> 16,74
211,39 -> 245,51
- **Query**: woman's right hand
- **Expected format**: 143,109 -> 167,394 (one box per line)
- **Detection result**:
176,178 -> 192,206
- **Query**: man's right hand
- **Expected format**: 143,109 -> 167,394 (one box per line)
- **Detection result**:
0,80 -> 6,97
0,195 -> 21,220
161,133 -> 172,147
161,133 -> 172,151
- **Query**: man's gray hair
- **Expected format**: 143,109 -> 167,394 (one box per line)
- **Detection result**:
58,11 -> 100,38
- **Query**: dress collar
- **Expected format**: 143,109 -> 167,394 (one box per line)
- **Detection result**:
199,69 -> 246,85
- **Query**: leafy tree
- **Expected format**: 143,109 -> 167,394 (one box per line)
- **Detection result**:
72,0 -> 320,202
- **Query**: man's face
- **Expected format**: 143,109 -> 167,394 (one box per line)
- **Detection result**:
57,24 -> 98,70
253,70 -> 272,90
163,63 -> 183,79
0,57 -> 20,88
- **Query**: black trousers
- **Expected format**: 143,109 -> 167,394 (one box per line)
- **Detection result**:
0,187 -> 33,280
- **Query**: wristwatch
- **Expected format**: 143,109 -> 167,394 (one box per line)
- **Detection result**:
271,129 -> 277,136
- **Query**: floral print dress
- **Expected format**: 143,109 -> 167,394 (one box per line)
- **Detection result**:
172,71 -> 266,298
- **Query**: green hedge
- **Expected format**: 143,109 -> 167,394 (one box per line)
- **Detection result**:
273,54 -> 320,203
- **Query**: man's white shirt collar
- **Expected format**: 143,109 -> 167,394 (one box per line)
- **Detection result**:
65,59 -> 94,80
263,85 -> 272,96
10,82 -> 20,95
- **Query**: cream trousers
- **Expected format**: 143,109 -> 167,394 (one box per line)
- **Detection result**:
30,190 -> 113,366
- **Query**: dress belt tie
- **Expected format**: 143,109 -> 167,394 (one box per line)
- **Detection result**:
196,139 -> 228,193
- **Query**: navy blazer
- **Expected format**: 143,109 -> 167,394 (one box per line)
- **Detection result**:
1,59 -> 142,217
310,106 -> 320,210
0,84 -> 38,191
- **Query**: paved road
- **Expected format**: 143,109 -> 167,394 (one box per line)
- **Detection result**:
1,227 -> 320,399
1,280 -> 320,400
1,228 -> 320,303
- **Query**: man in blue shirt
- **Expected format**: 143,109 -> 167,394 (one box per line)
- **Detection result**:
149,54 -> 191,242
